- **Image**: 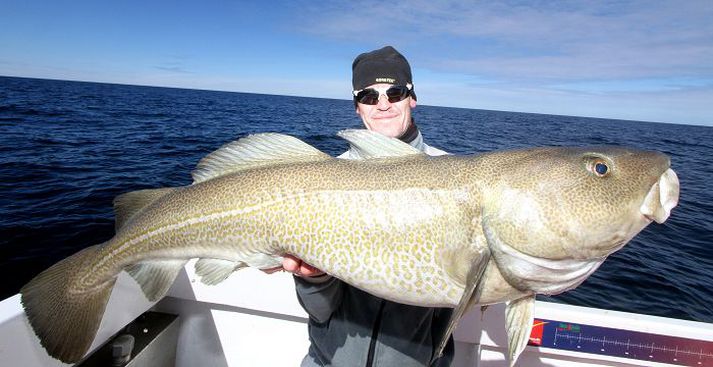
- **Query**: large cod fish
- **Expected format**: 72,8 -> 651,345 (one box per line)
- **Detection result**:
21,130 -> 679,366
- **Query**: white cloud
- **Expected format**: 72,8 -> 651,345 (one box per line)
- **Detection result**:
294,1 -> 713,82
288,0 -> 713,124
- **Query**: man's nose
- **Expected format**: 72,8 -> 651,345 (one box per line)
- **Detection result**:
376,94 -> 391,109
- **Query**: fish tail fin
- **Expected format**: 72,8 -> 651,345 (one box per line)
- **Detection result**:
21,244 -> 116,363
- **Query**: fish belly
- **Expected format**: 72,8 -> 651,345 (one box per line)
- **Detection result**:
270,188 -> 478,307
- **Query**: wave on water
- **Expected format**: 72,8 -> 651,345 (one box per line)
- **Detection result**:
1,76 -> 712,323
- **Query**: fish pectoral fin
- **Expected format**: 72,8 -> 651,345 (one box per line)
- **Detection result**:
431,247 -> 491,365
505,295 -> 536,367
192,133 -> 331,184
195,258 -> 247,285
337,129 -> 424,159
125,259 -> 188,301
113,187 -> 178,231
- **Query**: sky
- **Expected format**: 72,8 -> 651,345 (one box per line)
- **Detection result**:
1,0 -> 712,126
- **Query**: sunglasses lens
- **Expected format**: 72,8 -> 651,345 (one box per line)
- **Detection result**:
356,89 -> 380,105
355,86 -> 411,105
386,86 -> 410,103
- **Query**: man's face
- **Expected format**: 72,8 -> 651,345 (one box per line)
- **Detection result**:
355,83 -> 417,138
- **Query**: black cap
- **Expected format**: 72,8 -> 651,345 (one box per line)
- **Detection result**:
352,46 -> 416,100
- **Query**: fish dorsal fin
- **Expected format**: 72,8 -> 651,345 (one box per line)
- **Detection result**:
192,133 -> 330,184
113,187 -> 177,231
337,129 -> 424,159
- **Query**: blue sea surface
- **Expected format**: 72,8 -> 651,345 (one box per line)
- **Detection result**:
1,76 -> 712,323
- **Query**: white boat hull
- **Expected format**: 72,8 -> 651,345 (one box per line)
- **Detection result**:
2,261 -> 712,366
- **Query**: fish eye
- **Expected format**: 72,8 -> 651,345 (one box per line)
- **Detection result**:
595,162 -> 608,175
583,154 -> 612,177
589,159 -> 610,177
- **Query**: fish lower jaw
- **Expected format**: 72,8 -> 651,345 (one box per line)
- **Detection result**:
574,235 -> 630,259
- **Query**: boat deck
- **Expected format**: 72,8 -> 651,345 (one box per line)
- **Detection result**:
2,261 -> 712,366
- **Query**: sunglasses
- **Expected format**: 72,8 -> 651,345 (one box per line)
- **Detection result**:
353,84 -> 412,105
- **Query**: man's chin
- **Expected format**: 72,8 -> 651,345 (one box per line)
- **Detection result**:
367,122 -> 406,138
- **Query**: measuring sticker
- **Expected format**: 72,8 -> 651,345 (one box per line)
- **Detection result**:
529,319 -> 713,366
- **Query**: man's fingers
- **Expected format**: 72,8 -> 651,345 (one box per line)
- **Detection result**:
282,255 -> 301,273
261,267 -> 283,274
261,254 -> 326,277
299,263 -> 325,277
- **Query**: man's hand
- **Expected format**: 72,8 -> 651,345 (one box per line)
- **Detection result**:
262,254 -> 326,278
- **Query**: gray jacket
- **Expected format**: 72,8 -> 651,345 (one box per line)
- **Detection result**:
295,130 -> 454,367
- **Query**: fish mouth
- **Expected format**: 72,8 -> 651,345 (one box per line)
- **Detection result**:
640,168 -> 679,223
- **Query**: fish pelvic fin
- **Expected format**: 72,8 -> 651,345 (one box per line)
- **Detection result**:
505,295 -> 536,367
195,254 -> 281,286
195,258 -> 247,286
192,133 -> 331,184
125,259 -> 188,301
337,129 -> 423,159
20,244 -> 116,363
431,246 -> 491,366
113,187 -> 178,231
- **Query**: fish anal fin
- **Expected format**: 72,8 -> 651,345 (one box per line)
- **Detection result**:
113,187 -> 177,231
505,295 -> 536,367
431,246 -> 491,365
195,258 -> 246,285
192,133 -> 331,184
125,259 -> 188,301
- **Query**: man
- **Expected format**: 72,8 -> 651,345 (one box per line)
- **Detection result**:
270,46 -> 453,366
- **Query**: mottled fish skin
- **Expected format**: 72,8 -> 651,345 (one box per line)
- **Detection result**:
94,156 -> 484,306
20,131 -> 679,364
101,148 -> 673,301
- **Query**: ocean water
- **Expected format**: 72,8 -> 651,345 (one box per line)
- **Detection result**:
1,76 -> 712,323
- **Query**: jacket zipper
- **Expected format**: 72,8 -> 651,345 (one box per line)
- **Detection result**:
365,300 -> 386,366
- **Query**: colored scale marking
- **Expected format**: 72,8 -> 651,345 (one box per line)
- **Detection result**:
528,319 -> 713,366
